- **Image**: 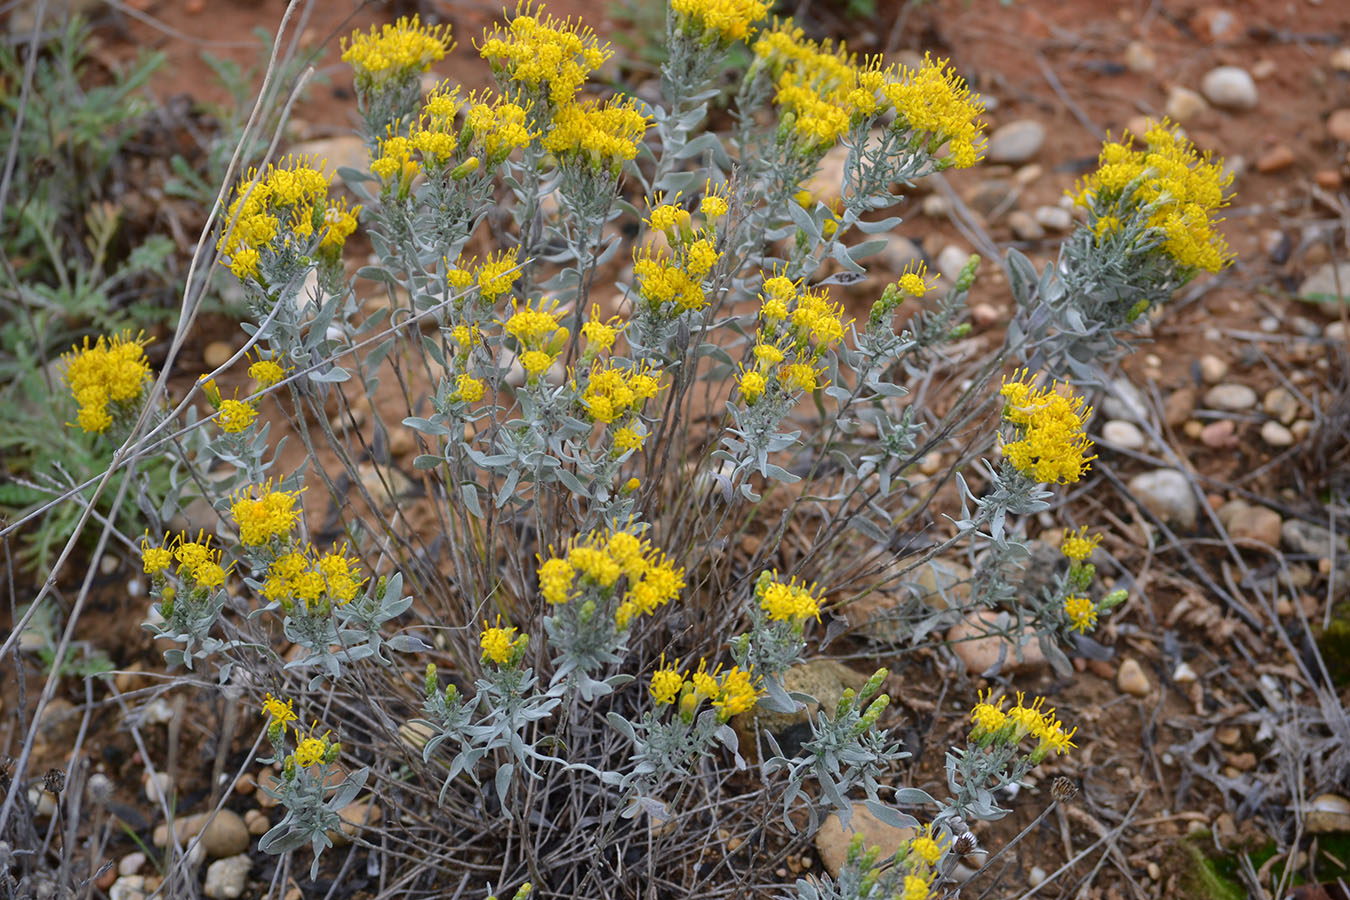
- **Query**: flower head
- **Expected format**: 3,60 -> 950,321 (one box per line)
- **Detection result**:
481,618 -> 528,666
248,355 -> 290,390
999,370 -> 1096,484
140,534 -> 173,575
478,2 -> 610,109
1059,526 -> 1101,562
262,693 -> 298,727
671,0 -> 770,45
217,398 -> 257,434
756,572 -> 822,625
62,332 -> 153,434
1064,595 -> 1098,633
650,657 -> 684,705
342,16 -> 452,86
229,481 -> 302,546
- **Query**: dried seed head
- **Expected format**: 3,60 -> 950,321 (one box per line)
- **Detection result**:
953,832 -> 978,856
1052,776 -> 1077,801
86,773 -> 114,806
42,768 -> 65,794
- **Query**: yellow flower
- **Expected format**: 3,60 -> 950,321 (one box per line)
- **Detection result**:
902,872 -> 932,900
543,95 -> 649,172
481,619 -> 526,666
969,690 -> 1007,738
712,666 -> 762,719
700,193 -> 728,219
568,545 -> 621,588
229,481 -> 302,546
478,2 -> 611,108
342,15 -> 452,84
318,198 -> 360,253
782,362 -> 819,393
538,556 -> 574,604
448,267 -> 474,290
909,824 -> 946,865
624,555 -> 684,614
317,544 -> 364,604
477,248 -> 519,301
613,426 -> 645,453
140,535 -> 173,575
501,299 -> 565,348
999,370 -> 1096,484
576,362 -> 661,423
292,723 -> 333,767
650,658 -> 684,705
262,693 -> 298,727
248,356 -> 289,389
520,349 -> 555,378
1064,595 -> 1098,633
671,0 -> 769,44
192,560 -> 227,589
217,399 -> 257,434
62,332 -> 153,434
737,366 -> 766,403
883,54 -> 987,168
455,373 -> 486,403
685,239 -> 719,279
463,93 -> 535,160
229,246 -> 261,280
757,574 -> 822,624
897,261 -> 935,298
581,305 -> 623,351
1059,526 -> 1101,562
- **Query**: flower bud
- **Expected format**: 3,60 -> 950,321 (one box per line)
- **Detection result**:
955,254 -> 981,292
324,741 -> 341,764
860,668 -> 888,703
835,687 -> 855,719
451,156 -> 481,180
1100,588 -> 1128,610
283,756 -> 297,781
425,663 -> 438,697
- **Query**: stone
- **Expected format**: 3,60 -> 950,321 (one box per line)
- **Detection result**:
328,800 -> 382,846
1262,387 -> 1299,424
153,810 -> 249,858
1034,205 -> 1072,231
1334,47 -> 1350,72
1203,383 -> 1257,411
1198,354 -> 1228,384
244,809 -> 269,835
1029,866 -> 1047,887
1124,41 -> 1156,73
1102,420 -> 1146,450
144,772 -> 173,805
1193,7 -> 1241,42
816,802 -> 916,878
1008,210 -> 1044,241
1327,321 -> 1348,340
1317,170 -> 1344,190
1299,262 -> 1350,305
1165,86 -> 1208,122
1260,421 -> 1294,447
203,341 -> 233,370
1128,469 -> 1198,529
969,179 -> 1013,216
388,427 -> 416,457
1259,316 -> 1279,333
877,234 -> 923,273
1255,145 -> 1295,173
287,136 -> 370,181
970,303 -> 1001,329
1306,794 -> 1350,833
1173,662 -> 1198,683
1200,420 -> 1238,449
1227,503 -> 1282,547
1116,658 -> 1151,696
986,120 -> 1046,164
1250,58 -> 1276,80
750,659 -> 868,735
937,245 -> 971,282
110,876 -> 150,900
921,194 -> 951,219
1102,377 -> 1148,423
947,610 -> 1047,676
118,853 -> 146,877
203,855 -> 252,899
805,143 -> 850,206
1328,109 -> 1350,143
1281,520 -> 1350,557
38,698 -> 80,744
1163,388 -> 1196,427
1013,163 -> 1043,187
1201,66 -> 1258,110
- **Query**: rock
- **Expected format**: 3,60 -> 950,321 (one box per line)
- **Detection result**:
947,610 -> 1047,676
203,341 -> 233,370
1013,164 -> 1042,187
1260,421 -> 1294,447
38,698 -> 80,745
969,178 -> 1013,217
1124,41 -> 1156,73
805,143 -> 850,206
244,809 -> 269,836
921,194 -> 951,219
1281,520 -> 1350,558
1102,377 -> 1148,423
1262,387 -> 1299,424
1259,316 -> 1279,333
1317,170 -> 1344,190
1034,205 -> 1073,231
153,810 -> 249,859
986,120 -> 1046,164
357,463 -> 413,508
1200,419 -> 1238,449
1225,502 -> 1282,547
1299,262 -> 1350,305
328,799 -> 382,846
750,659 -> 868,735
1165,86 -> 1209,122
1128,469 -> 1198,529
1328,109 -> 1350,143
144,772 -> 173,805
203,855 -> 252,899
1306,794 -> 1350,833
877,234 -> 923,273
1334,47 -> 1350,72
1173,662 -> 1198,683
387,427 -> 416,457
816,802 -> 916,878
1192,7 -> 1241,42
1102,420 -> 1146,450
1255,145 -> 1295,173
1327,321 -> 1348,340
1163,388 -> 1196,427
1116,658 -> 1151,696
1029,866 -> 1047,887
970,303 -> 1001,329
1198,354 -> 1228,384
110,875 -> 150,900
1201,67 -> 1258,110
1008,210 -> 1044,241
1203,383 -> 1257,411
937,245 -> 971,282
118,853 -> 146,877
287,136 -> 370,181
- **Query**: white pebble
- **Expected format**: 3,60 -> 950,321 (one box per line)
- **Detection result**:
1102,420 -> 1146,450
1173,662 -> 1198,683
1029,866 -> 1047,887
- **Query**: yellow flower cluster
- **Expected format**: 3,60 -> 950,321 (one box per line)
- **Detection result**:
632,192 -> 724,315
1064,595 -> 1098,633
752,26 -> 985,166
998,371 -> 1096,485
897,261 -> 936,299
1073,120 -> 1232,273
542,96 -> 648,175
61,332 -> 153,434
454,373 -> 486,403
1059,525 -> 1101,562
291,721 -> 339,768
463,94 -> 535,161
481,618 -> 530,666
580,304 -> 624,354
968,690 -> 1076,760
756,572 -> 822,624
478,2 -> 610,108
500,298 -> 567,380
229,481 -> 302,546
653,658 -> 764,721
262,692 -> 298,727
247,354 -> 289,390
575,361 -> 661,425
141,532 -> 227,589
218,157 -> 358,279
217,398 -> 257,434
449,248 -> 520,303
670,0 -> 770,45
737,274 -> 847,404
261,544 -> 365,611
537,527 -> 685,629
341,16 -> 451,85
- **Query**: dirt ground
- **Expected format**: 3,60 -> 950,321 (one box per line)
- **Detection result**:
5,0 -> 1350,898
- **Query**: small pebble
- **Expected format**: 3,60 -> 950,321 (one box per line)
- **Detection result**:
1028,866 -> 1047,887
203,341 -> 233,371
1262,387 -> 1299,424
1117,658 -> 1151,696
1102,420 -> 1146,450
970,303 -> 1001,329
1200,419 -> 1238,448
1198,354 -> 1228,383
119,853 -> 147,876
1255,145 -> 1295,173
1009,210 -> 1044,241
921,194 -> 950,218
244,809 -> 269,836
1165,86 -> 1208,122
1148,862 -> 1162,881
1259,316 -> 1279,333
1173,662 -> 1198,683
144,772 -> 173,805
1260,420 -> 1294,447
985,119 -> 1046,163
1203,383 -> 1257,411
1034,205 -> 1072,231
1124,41 -> 1156,73
1328,108 -> 1350,143
1200,66 -> 1258,110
